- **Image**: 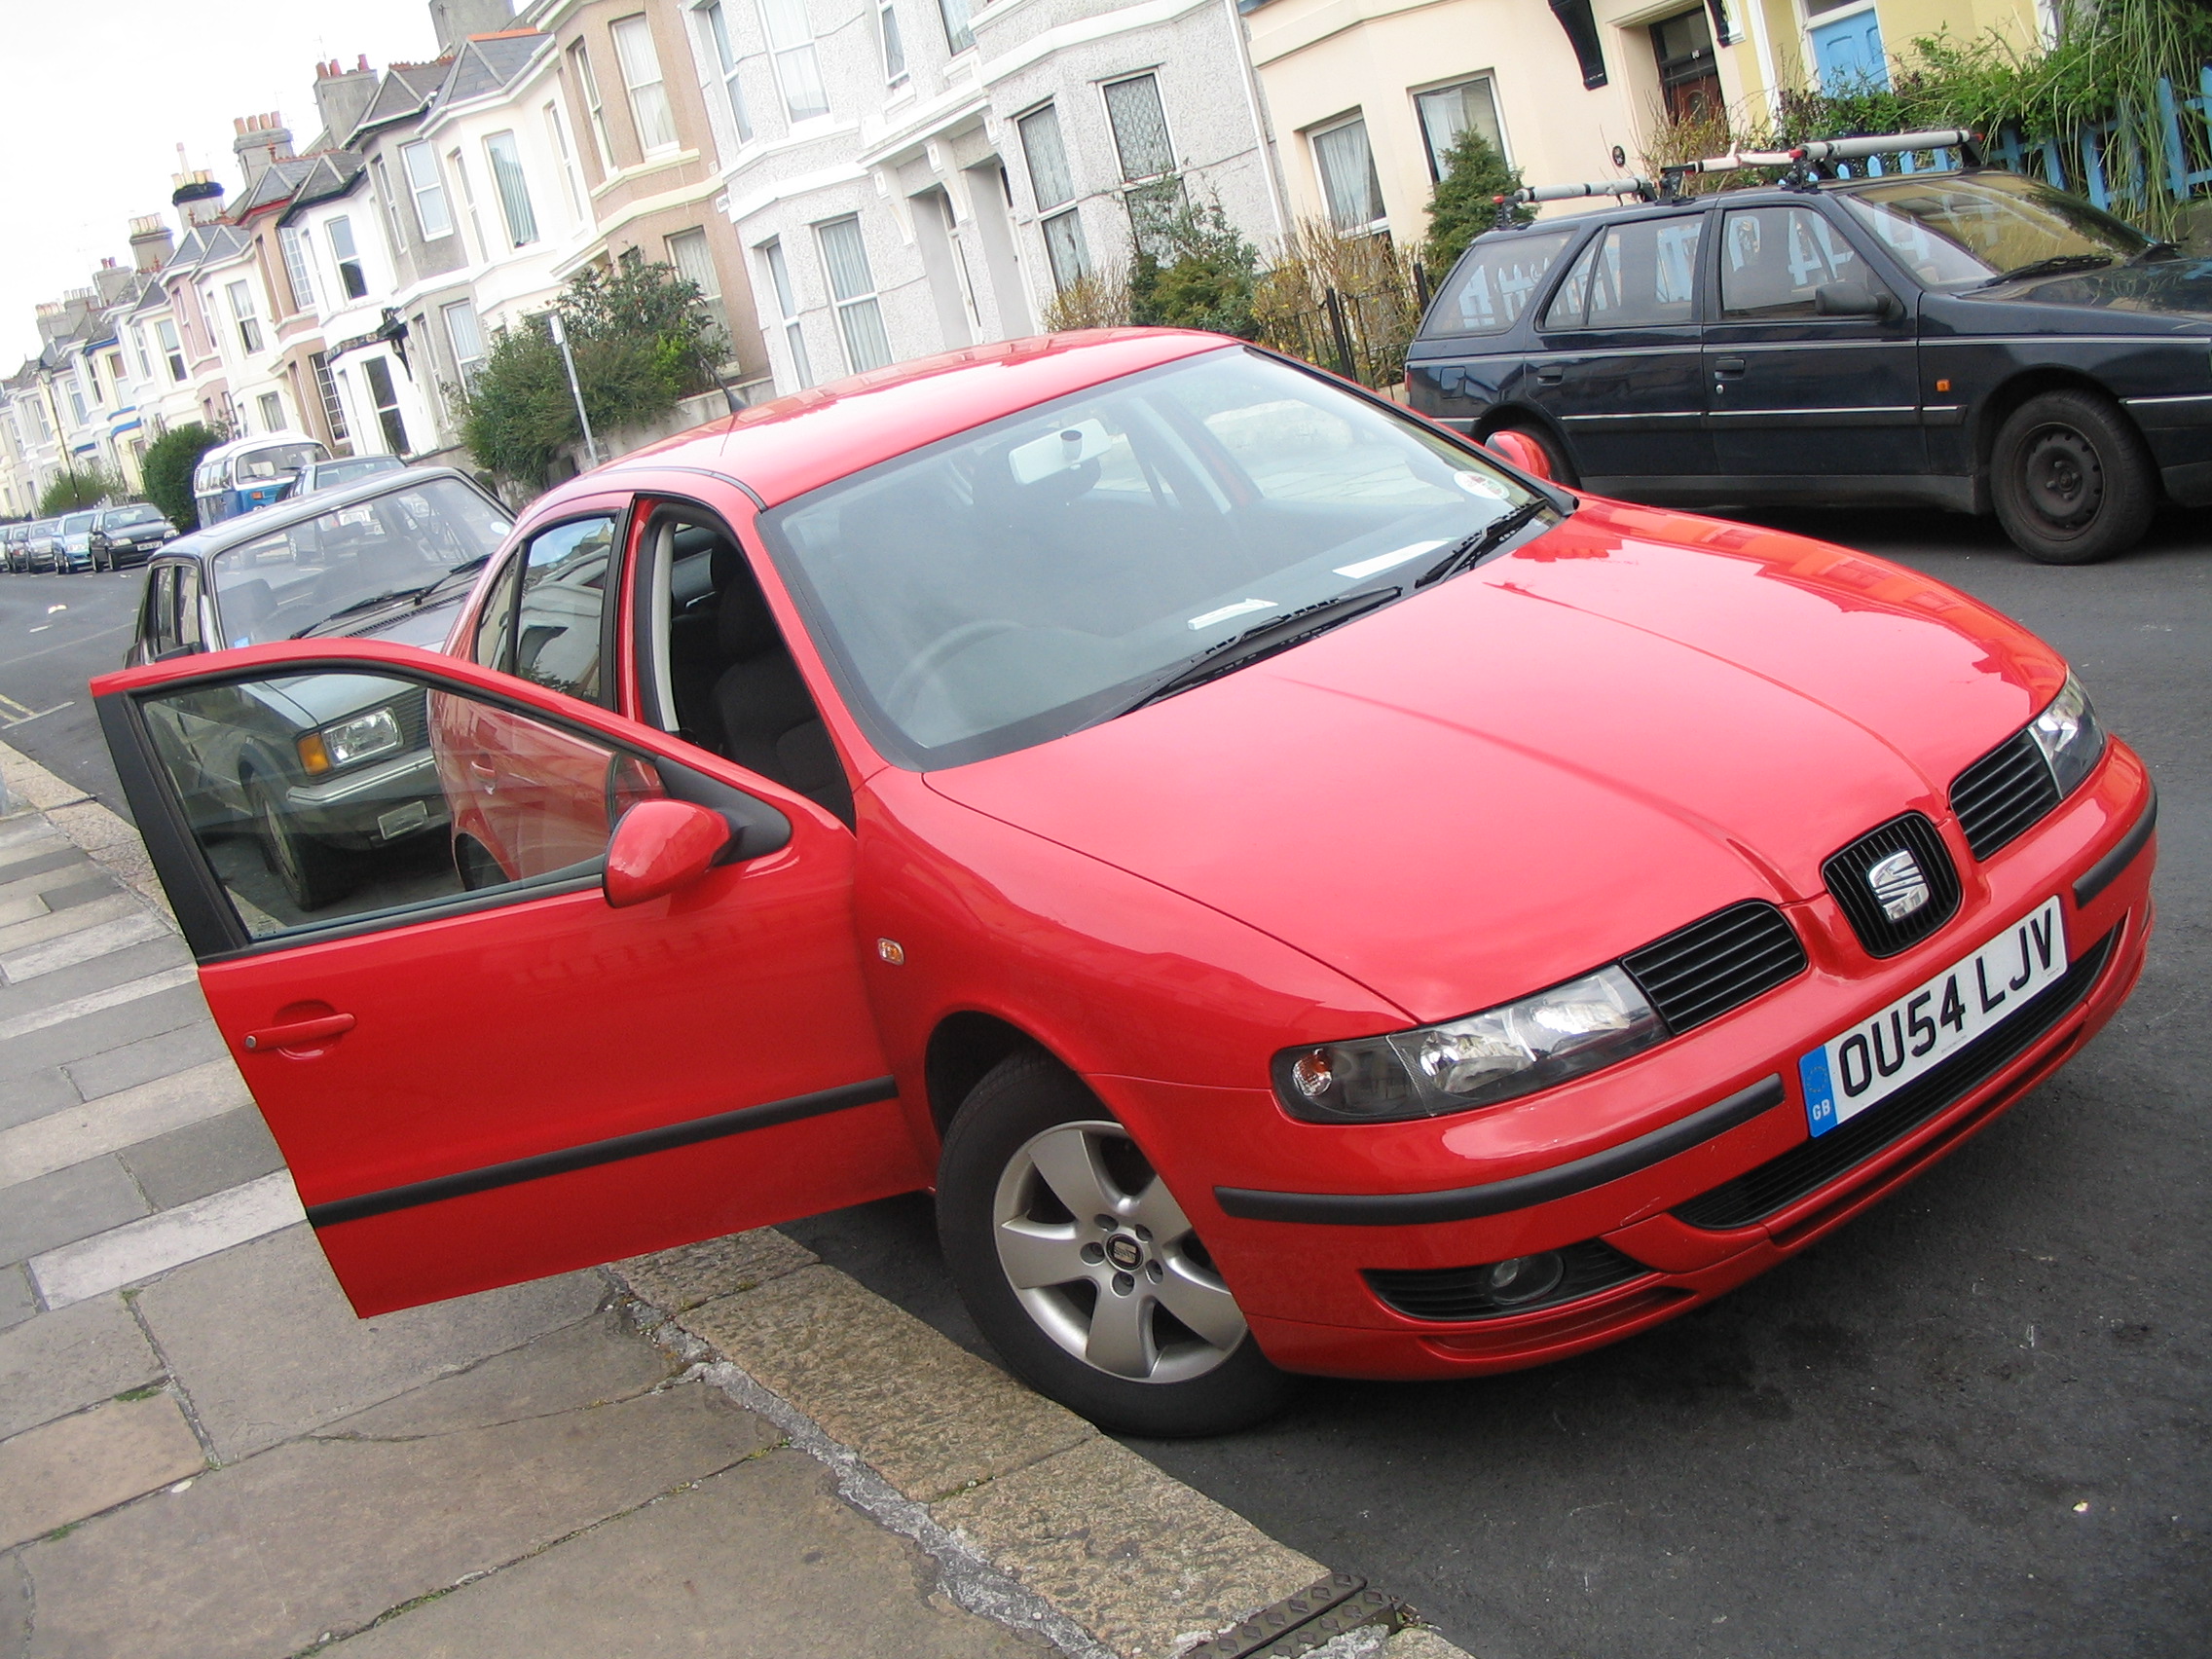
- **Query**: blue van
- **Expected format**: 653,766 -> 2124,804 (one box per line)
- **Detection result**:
192,433 -> 331,527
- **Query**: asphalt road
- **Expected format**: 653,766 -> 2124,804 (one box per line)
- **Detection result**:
4,507 -> 2203,1658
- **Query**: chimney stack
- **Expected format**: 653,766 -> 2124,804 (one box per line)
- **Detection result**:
233,111 -> 295,189
129,213 -> 176,273
171,166 -> 225,229
428,0 -> 515,54
312,55 -> 380,149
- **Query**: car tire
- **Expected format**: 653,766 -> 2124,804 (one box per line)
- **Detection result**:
247,777 -> 353,912
1489,421 -> 1579,490
1990,390 -> 2157,565
937,1051 -> 1292,1437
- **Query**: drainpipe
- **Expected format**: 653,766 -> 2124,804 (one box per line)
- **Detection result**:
1224,0 -> 1290,242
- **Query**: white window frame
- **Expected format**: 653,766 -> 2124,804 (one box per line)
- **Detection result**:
760,238 -> 812,389
610,14 -> 680,155
399,141 -> 453,240
756,0 -> 830,125
700,3 -> 756,144
544,101 -> 588,221
155,317 -> 186,382
815,216 -> 892,375
485,130 -> 541,247
448,147 -> 489,263
569,40 -> 615,173
936,0 -> 973,55
443,299 -> 488,387
278,226 -> 317,312
371,155 -> 409,255
1101,72 -> 1176,184
226,279 -> 264,355
326,215 -> 370,300
1309,112 -> 1388,235
257,390 -> 284,432
1411,74 -> 1509,183
877,0 -> 907,88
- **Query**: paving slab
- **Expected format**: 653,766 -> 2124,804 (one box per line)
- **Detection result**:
0,938 -> 195,1022
325,1447 -> 1053,1659
130,1224 -> 608,1460
42,799 -> 171,920
0,891 -> 51,929
617,1227 -> 819,1311
0,1393 -> 204,1551
1382,1631 -> 1475,1659
682,1265 -> 1096,1504
0,1059 -> 250,1188
934,1435 -> 1324,1659
117,1106 -> 284,1210
0,893 -> 141,959
0,863 -> 109,911
31,878 -> 129,917
0,816 -> 69,853
28,1170 -> 303,1309
0,971 -> 201,1056
2,910 -> 172,983
18,1381 -> 773,1659
0,848 -> 92,890
0,1267 -> 34,1332
0,1068 -> 80,1135
63,1019 -> 231,1103
1,1555 -> 25,1656
0,1295 -> 163,1440
0,1157 -> 149,1266
317,1309 -> 678,1442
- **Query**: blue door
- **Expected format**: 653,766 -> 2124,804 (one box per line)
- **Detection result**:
1811,8 -> 1889,92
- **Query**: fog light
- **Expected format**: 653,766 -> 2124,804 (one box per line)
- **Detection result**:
1482,1252 -> 1565,1308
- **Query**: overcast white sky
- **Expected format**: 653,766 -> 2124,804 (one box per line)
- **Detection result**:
0,0 -> 452,365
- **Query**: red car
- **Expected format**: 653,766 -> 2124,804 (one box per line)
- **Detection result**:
96,330 -> 2157,1435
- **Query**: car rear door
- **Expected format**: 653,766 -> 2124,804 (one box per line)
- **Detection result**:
1522,207 -> 1714,491
94,638 -> 928,1317
1703,201 -> 1925,482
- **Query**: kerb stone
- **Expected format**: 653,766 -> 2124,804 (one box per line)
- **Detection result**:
616,1226 -> 818,1311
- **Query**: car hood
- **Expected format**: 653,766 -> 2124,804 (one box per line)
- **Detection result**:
1955,255 -> 2212,321
924,501 -> 2067,1023
324,590 -> 468,649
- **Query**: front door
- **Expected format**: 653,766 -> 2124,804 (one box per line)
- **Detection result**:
1704,203 -> 1924,482
95,640 -> 927,1316
1524,209 -> 1713,492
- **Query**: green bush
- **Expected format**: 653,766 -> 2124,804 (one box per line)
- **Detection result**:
1126,199 -> 1262,339
38,462 -> 121,517
1421,129 -> 1530,281
141,424 -> 221,532
456,260 -> 722,487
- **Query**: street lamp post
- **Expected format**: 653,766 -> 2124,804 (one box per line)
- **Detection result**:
545,311 -> 602,469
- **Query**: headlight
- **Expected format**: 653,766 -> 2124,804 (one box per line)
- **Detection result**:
297,707 -> 402,775
2028,673 -> 2104,797
1275,965 -> 1666,1124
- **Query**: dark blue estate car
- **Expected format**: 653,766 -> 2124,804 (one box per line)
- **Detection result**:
1408,167 -> 2212,563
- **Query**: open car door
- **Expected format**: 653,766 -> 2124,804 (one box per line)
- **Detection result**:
93,638 -> 926,1315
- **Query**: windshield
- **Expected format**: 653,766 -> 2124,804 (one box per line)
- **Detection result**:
759,347 -> 1553,769
60,513 -> 95,534
209,477 -> 513,647
231,442 -> 325,484
101,505 -> 164,528
1836,172 -> 2156,287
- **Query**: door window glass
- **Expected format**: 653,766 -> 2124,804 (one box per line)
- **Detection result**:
145,567 -> 181,655
135,670 -> 666,937
513,516 -> 618,701
1546,216 -> 1703,328
1442,229 -> 1573,334
1720,206 -> 1873,318
472,553 -> 523,671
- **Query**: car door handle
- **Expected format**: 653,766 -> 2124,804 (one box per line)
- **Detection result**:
242,1013 -> 356,1052
1712,357 -> 1748,378
1534,365 -> 1566,384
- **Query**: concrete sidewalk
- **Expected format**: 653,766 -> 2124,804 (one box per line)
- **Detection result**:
0,740 -> 1469,1659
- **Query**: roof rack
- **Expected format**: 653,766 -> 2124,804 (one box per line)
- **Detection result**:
1657,128 -> 1984,198
1492,178 -> 1653,229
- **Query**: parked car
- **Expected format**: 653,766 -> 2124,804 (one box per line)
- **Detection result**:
279,454 -> 406,501
2,523 -> 30,572
91,503 -> 178,570
121,465 -> 512,911
23,519 -> 62,573
1409,159 -> 2212,564
53,512 -> 100,572
95,332 -> 2157,1436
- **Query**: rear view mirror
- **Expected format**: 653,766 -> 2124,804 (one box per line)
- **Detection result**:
1815,280 -> 1900,321
605,798 -> 731,907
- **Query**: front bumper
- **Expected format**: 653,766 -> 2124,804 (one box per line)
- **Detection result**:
1099,741 -> 2157,1382
282,748 -> 450,850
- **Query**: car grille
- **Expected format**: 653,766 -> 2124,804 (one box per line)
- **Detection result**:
1366,1240 -> 1648,1322
1623,902 -> 1808,1032
1823,813 -> 1961,958
1672,927 -> 2114,1232
1950,729 -> 2059,862
387,688 -> 430,753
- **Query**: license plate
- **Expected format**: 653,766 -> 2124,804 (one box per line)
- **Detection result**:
1799,896 -> 2068,1137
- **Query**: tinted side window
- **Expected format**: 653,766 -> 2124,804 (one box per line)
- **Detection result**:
1721,206 -> 1871,319
145,568 -> 180,654
471,552 -> 522,672
1439,230 -> 1574,334
512,516 -> 617,702
174,567 -> 206,651
1547,216 -> 1704,329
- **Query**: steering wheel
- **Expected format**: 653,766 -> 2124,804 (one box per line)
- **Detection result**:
884,619 -> 1021,718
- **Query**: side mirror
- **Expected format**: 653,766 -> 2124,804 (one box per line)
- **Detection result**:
1481,428 -> 1553,481
1814,280 -> 1900,321
604,797 -> 731,907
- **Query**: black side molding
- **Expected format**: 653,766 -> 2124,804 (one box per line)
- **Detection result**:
306,1076 -> 899,1228
2073,786 -> 2157,909
1214,1074 -> 1787,1227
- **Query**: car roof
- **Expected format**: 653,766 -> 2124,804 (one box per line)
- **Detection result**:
197,431 -> 325,464
1468,166 -> 2005,246
585,328 -> 1235,510
155,464 -> 497,564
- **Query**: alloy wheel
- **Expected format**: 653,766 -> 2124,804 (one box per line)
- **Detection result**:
991,1120 -> 1246,1383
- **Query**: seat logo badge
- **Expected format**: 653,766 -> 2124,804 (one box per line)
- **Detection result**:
1106,1235 -> 1143,1271
1866,850 -> 1932,921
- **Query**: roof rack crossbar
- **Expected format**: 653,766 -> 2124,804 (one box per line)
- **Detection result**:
1792,128 -> 1978,164
1513,178 -> 1655,203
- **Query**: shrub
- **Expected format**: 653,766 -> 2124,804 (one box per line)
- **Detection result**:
1254,218 -> 1424,387
1041,267 -> 1133,332
1421,129 -> 1530,281
1126,198 -> 1262,339
38,463 -> 120,516
140,424 -> 221,532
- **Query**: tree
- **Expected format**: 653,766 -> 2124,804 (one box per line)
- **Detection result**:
1126,198 -> 1262,339
141,424 -> 221,532
456,260 -> 722,488
1421,129 -> 1530,282
38,462 -> 119,516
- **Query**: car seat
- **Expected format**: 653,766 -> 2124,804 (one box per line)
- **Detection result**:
710,563 -> 854,824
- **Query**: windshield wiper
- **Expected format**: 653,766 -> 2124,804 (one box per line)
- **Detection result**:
1415,499 -> 1554,588
1113,587 -> 1404,717
423,554 -> 490,595
2126,240 -> 2182,266
1976,253 -> 2113,288
292,584 -> 441,635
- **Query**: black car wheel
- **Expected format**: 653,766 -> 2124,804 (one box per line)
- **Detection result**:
1991,390 -> 2157,565
247,776 -> 353,912
937,1050 -> 1291,1437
